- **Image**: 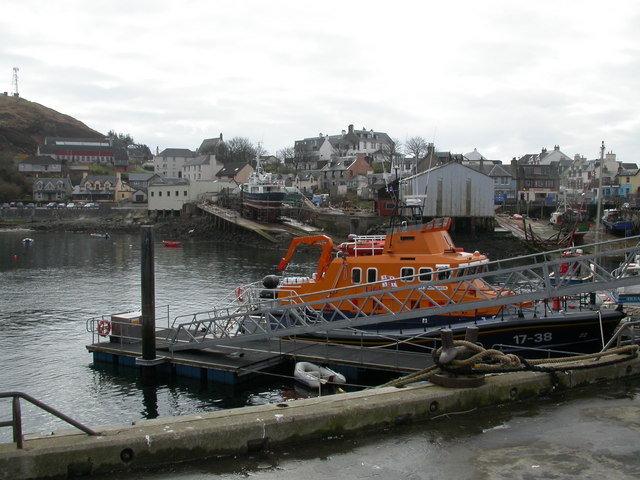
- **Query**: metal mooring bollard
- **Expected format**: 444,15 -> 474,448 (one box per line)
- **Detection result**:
432,327 -> 486,388
438,329 -> 458,364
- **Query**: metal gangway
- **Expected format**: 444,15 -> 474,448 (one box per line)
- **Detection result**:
164,236 -> 640,353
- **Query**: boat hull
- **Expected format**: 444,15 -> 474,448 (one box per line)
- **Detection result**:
603,220 -> 635,236
291,308 -> 626,357
241,191 -> 286,221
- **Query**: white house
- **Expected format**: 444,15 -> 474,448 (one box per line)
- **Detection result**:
153,148 -> 196,179
148,177 -> 191,211
400,162 -> 494,218
183,154 -> 224,181
294,124 -> 395,170
147,177 -> 237,212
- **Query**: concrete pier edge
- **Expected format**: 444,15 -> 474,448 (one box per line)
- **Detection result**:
1,354 -> 638,480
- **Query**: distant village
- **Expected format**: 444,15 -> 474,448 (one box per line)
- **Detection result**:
14,124 -> 640,221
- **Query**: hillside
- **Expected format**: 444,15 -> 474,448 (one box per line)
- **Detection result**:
0,95 -> 104,155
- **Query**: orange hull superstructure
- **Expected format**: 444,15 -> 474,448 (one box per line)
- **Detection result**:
274,218 -> 513,321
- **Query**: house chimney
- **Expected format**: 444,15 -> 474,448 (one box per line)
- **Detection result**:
220,133 -> 223,141
348,124 -> 354,134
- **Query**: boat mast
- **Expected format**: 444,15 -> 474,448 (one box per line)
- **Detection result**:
595,141 -> 605,249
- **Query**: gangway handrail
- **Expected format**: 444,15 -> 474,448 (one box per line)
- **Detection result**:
165,238 -> 640,352
110,235 -> 637,353
0,392 -> 97,449
601,320 -> 640,351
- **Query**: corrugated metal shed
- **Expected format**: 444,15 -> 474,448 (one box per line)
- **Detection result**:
400,162 -> 494,217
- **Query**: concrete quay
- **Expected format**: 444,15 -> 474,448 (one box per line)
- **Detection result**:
1,353 -> 639,480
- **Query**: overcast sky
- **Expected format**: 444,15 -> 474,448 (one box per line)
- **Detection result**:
2,1 -> 639,162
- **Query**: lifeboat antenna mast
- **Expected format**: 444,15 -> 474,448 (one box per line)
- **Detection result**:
595,140 -> 605,251
11,67 -> 19,97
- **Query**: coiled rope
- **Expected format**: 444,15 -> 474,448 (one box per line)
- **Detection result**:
377,341 -> 639,389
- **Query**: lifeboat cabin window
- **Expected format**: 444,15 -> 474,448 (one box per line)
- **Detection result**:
436,265 -> 452,281
418,267 -> 433,282
351,268 -> 362,284
367,268 -> 378,283
400,267 -> 415,283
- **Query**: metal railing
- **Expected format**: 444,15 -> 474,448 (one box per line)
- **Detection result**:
0,392 -> 97,449
162,236 -> 640,352
601,320 -> 640,351
86,305 -> 172,346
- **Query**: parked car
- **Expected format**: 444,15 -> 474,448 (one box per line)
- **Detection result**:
2,203 -> 9,209
46,202 -> 57,209
57,203 -> 66,208
16,202 -> 24,208
66,203 -> 76,209
26,203 -> 35,209
84,202 -> 99,208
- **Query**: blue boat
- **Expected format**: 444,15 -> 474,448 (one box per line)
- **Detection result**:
602,209 -> 635,236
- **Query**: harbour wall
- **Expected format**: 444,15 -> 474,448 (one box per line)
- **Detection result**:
1,354 -> 639,479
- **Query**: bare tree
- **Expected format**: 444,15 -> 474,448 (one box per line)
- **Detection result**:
405,136 -> 429,161
331,140 -> 351,157
276,147 -> 295,169
219,137 -> 257,165
381,138 -> 403,177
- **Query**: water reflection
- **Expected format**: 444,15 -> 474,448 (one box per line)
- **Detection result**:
0,229 -> 314,442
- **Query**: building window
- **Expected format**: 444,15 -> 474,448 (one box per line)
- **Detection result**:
167,191 -> 171,197
184,191 -> 187,196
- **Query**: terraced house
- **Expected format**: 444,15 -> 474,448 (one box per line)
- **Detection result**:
75,173 -> 133,203
32,177 -> 73,202
18,155 -> 62,176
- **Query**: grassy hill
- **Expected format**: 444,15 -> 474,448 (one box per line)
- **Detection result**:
0,95 -> 104,155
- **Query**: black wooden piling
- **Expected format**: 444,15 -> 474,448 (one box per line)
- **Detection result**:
140,225 -> 156,362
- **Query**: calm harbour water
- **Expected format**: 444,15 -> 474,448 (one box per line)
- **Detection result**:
1,229 -> 640,479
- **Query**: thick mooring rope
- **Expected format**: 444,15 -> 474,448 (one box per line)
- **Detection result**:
376,342 -> 639,389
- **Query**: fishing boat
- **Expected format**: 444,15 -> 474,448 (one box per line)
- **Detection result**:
611,254 -> 640,305
162,240 -> 182,248
21,238 -> 33,246
249,217 -> 624,355
549,249 -> 594,285
550,204 -> 590,246
239,160 -> 286,222
602,209 -> 635,236
293,361 -> 346,389
90,233 -> 110,239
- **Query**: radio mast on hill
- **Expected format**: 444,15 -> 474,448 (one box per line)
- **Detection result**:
11,67 -> 19,97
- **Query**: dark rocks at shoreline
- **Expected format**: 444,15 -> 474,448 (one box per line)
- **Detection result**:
453,231 -> 531,260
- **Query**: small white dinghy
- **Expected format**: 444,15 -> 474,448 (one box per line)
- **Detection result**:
294,361 -> 346,389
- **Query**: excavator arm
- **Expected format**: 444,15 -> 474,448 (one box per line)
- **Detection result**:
277,235 -> 335,280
